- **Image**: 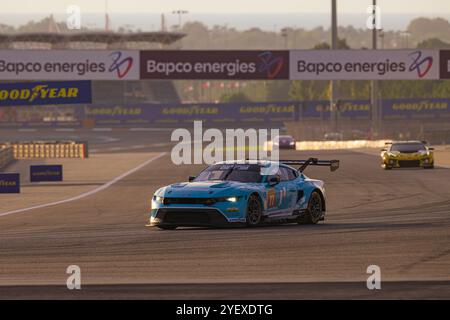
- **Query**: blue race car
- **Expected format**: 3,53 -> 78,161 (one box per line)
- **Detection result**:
148,158 -> 339,230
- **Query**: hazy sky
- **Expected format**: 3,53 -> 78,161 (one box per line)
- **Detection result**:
2,0 -> 449,14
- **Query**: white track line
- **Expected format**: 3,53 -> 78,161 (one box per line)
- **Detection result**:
129,128 -> 173,132
54,128 -> 75,132
17,129 -> 37,132
0,152 -> 166,218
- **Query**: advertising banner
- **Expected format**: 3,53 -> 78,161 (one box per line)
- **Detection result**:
1,99 -> 449,129
299,100 -> 371,119
30,165 -> 63,182
84,102 -> 296,125
382,98 -> 450,119
0,81 -> 92,107
140,50 -> 290,80
0,50 -> 139,80
290,50 -> 440,80
439,50 -> 450,79
0,173 -> 20,193
299,98 -> 450,119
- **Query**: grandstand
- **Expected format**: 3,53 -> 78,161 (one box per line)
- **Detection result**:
0,14 -> 185,104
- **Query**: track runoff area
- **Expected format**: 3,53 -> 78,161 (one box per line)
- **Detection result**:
0,49 -> 449,300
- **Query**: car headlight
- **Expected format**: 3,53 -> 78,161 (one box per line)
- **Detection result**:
215,196 -> 241,203
289,141 -> 295,145
153,195 -> 164,203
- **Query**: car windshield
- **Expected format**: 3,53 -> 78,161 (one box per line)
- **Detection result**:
390,143 -> 426,152
275,136 -> 293,142
194,164 -> 262,183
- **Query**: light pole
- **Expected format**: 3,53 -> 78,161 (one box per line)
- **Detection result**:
401,31 -> 411,49
281,28 -> 289,49
172,10 -> 189,31
370,0 -> 379,138
330,0 -> 338,133
379,29 -> 385,49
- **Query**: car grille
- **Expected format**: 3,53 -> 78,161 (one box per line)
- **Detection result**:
164,211 -> 211,224
163,198 -> 215,205
398,160 -> 420,167
156,208 -> 230,226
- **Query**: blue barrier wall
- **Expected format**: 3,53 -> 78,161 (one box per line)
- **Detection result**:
0,98 -> 449,127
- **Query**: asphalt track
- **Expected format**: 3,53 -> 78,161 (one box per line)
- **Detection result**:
0,130 -> 449,299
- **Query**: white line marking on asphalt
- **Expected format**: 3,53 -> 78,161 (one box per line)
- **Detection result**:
54,128 -> 75,132
17,129 -> 37,132
0,152 -> 167,218
129,128 -> 173,132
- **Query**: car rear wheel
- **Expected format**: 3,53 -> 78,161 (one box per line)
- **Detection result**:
246,195 -> 262,227
299,192 -> 323,225
157,225 -> 178,230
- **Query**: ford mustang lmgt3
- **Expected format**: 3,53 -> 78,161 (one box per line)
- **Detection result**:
148,158 -> 339,229
381,141 -> 434,170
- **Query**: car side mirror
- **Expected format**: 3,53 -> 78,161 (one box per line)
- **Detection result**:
268,175 -> 280,186
428,147 -> 434,151
188,176 -> 196,182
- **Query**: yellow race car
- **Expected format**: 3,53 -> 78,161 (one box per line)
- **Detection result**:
381,141 -> 434,170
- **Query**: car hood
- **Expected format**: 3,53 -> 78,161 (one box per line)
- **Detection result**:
159,180 -> 254,198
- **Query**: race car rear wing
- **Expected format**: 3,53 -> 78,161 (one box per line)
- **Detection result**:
281,158 -> 340,172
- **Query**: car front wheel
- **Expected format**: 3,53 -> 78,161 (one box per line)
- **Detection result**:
246,195 -> 262,227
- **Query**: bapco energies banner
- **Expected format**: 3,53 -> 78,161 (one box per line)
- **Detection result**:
140,51 -> 290,80
0,50 -> 139,80
440,50 -> 450,79
290,50 -> 440,80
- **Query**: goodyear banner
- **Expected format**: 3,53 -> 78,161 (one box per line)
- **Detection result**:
382,98 -> 450,119
84,102 -> 297,125
299,100 -> 371,119
0,173 -> 20,193
0,81 -> 92,107
30,165 -> 63,182
298,98 -> 450,119
1,99 -> 450,128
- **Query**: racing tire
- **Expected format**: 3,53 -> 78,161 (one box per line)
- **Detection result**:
423,165 -> 434,169
246,194 -> 262,227
157,225 -> 178,230
299,191 -> 323,225
383,165 -> 392,170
